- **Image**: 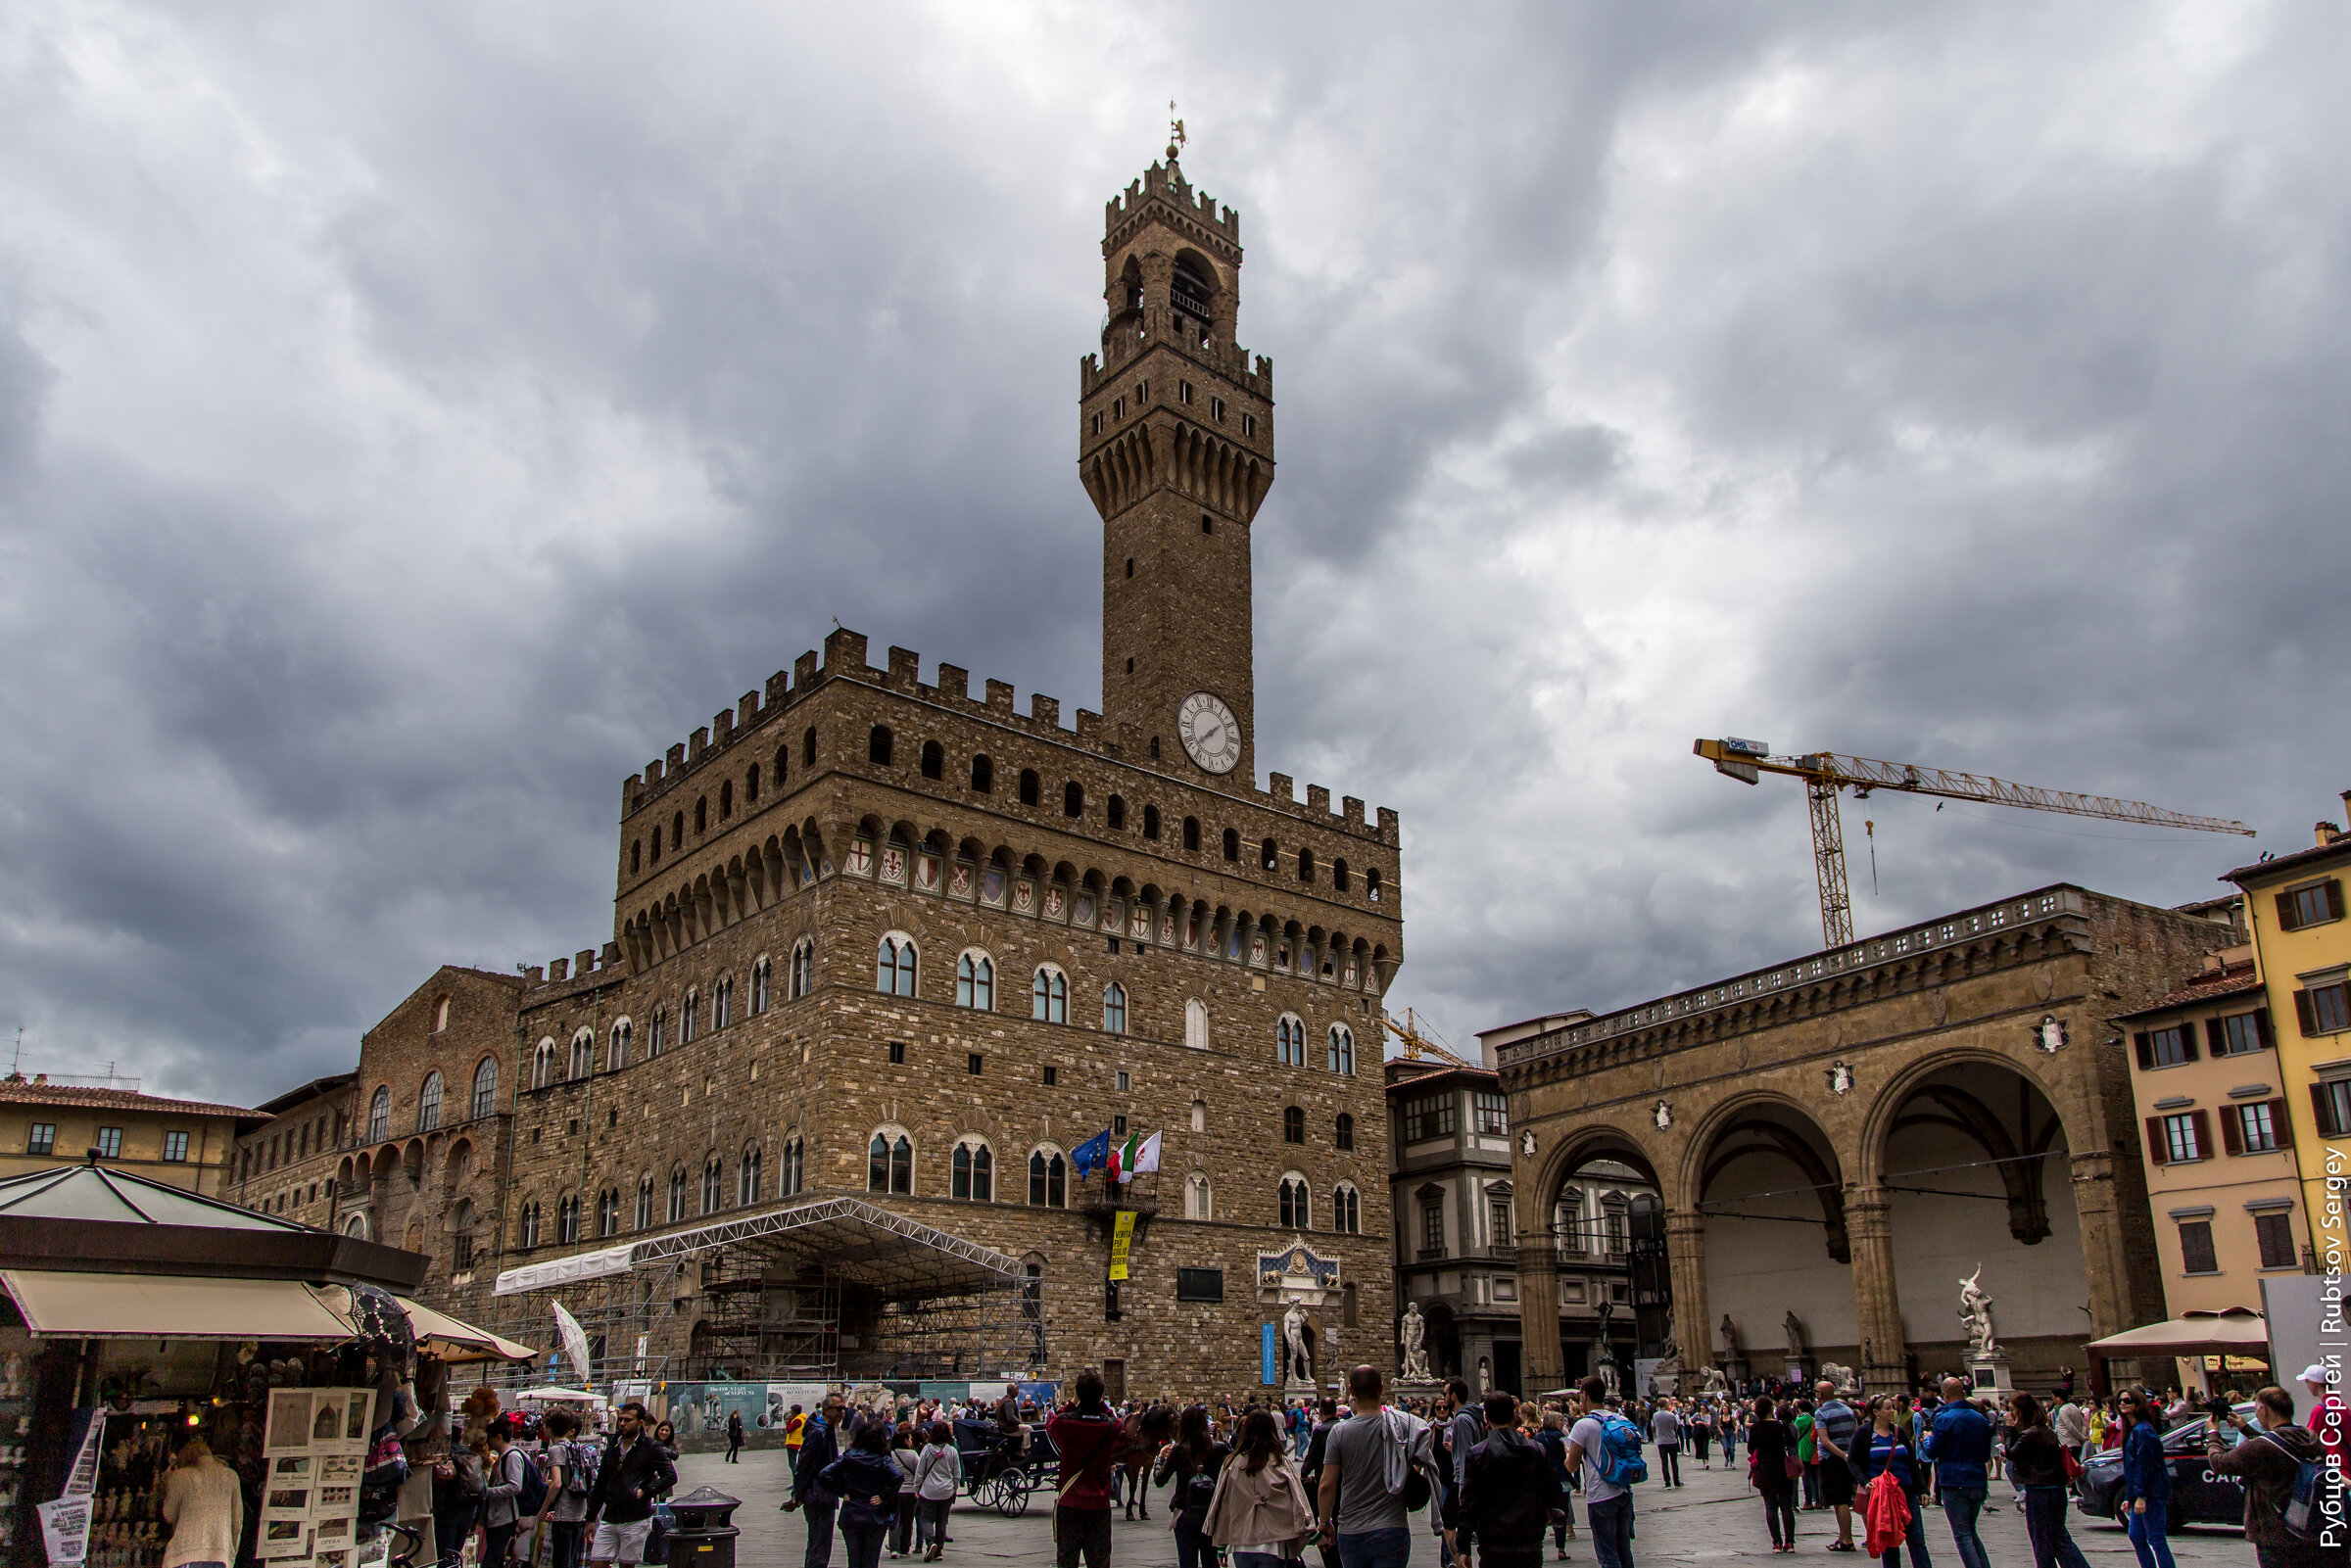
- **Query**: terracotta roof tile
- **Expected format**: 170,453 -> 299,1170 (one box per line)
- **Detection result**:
0,1079 -> 263,1119
2114,965 -> 2267,1021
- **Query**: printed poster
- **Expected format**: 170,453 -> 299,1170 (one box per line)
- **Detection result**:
1108,1210 -> 1136,1282
37,1495 -> 91,1566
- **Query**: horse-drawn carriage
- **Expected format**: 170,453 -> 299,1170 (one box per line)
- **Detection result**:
951,1418 -> 1055,1516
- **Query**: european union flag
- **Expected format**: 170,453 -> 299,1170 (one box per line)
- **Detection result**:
1071,1127 -> 1114,1180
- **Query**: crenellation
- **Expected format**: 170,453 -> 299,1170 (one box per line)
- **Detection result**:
824,627 -> 870,673
1031,692 -> 1060,729
689,726 -> 708,761
1342,796 -> 1365,828
666,742 -> 685,772
712,709 -> 734,745
1307,784 -> 1330,816
936,663 -> 969,701
886,645 -> 919,689
1269,772 -> 1293,804
575,949 -> 596,975
984,678 -> 1015,712
1075,707 -> 1103,743
794,650 -> 819,689
740,691 -> 760,729
765,671 -> 789,709
1377,807 -> 1400,846
523,966 -> 544,985
549,958 -> 568,982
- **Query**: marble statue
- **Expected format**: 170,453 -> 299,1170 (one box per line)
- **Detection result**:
1283,1303 -> 1315,1383
1783,1310 -> 1809,1358
1958,1266 -> 1998,1356
1399,1301 -> 1431,1381
1818,1361 -> 1857,1395
1719,1313 -> 1743,1356
1700,1364 -> 1730,1397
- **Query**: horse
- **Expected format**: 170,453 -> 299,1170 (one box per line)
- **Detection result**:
1107,1403 -> 1176,1520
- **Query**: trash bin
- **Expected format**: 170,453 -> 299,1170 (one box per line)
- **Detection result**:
665,1486 -> 743,1568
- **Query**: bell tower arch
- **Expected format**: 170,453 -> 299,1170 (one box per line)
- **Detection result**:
1080,146 -> 1273,783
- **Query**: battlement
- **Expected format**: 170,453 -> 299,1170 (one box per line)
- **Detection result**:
620,626 -> 1399,848
1081,348 -> 1271,402
1104,160 -> 1239,250
523,942 -> 625,996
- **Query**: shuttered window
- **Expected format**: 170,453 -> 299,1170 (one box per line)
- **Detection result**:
2277,879 -> 2346,931
2148,1110 -> 2209,1164
2178,1220 -> 2219,1274
2135,1026 -> 2196,1069
2294,981 -> 2351,1037
2209,1012 -> 2271,1056
2221,1099 -> 2291,1155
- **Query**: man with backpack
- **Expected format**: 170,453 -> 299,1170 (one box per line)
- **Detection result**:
1317,1364 -> 1448,1568
2204,1385 -> 2331,1568
585,1402 -> 676,1568
1562,1376 -> 1642,1568
538,1408 -> 600,1568
484,1417 -> 535,1568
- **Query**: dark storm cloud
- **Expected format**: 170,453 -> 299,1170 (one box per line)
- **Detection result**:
0,0 -> 2343,1096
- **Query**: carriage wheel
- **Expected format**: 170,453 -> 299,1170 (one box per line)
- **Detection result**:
996,1466 -> 1032,1517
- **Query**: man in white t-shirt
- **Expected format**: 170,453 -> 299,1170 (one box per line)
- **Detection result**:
1561,1376 -> 1631,1568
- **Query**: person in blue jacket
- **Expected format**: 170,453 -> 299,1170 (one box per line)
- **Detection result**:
2115,1390 -> 2177,1568
1850,1398 -> 1932,1568
784,1394 -> 847,1568
818,1422 -> 906,1568
1921,1381 -> 1993,1568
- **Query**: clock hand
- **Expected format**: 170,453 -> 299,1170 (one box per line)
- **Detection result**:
1201,724 -> 1223,747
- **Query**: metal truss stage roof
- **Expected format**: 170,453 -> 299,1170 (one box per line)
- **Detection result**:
493,1197 -> 1019,1300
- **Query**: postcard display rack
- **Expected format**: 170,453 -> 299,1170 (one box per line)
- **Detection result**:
0,1341 -> 29,1557
256,1388 -> 374,1568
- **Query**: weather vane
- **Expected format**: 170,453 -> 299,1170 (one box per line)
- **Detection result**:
1168,100 -> 1186,163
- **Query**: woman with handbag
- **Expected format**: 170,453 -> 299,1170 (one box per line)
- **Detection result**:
2115,1391 -> 2177,1568
1851,1398 -> 1931,1568
1205,1408 -> 1317,1568
1153,1405 -> 1231,1568
2001,1395 -> 2089,1568
1748,1398 -> 1800,1552
911,1423 -> 960,1561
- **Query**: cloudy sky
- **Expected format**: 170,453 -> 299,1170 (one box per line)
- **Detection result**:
3,2 -> 2345,1101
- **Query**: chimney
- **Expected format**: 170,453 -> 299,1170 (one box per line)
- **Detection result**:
2319,823 -> 2342,848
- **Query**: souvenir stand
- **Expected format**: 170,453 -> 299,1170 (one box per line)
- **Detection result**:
0,1160 -> 532,1568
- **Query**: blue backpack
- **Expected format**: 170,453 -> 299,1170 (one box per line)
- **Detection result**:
510,1447 -> 549,1516
2256,1430 -> 2324,1543
1595,1414 -> 1649,1487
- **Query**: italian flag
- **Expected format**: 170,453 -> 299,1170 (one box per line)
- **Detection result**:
1107,1130 -> 1161,1184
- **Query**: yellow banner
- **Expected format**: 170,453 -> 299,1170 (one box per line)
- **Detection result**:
1109,1209 -> 1137,1281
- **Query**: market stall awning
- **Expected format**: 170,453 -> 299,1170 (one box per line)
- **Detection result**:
1,1268 -> 358,1340
2086,1308 -> 2267,1356
397,1296 -> 536,1362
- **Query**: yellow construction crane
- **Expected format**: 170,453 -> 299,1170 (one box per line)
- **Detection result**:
1384,1008 -> 1475,1068
1694,737 -> 2255,949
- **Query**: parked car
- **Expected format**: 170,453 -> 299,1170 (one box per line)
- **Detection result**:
2073,1404 -> 2255,1531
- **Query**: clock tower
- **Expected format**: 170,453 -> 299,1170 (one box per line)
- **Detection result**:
1080,149 -> 1273,784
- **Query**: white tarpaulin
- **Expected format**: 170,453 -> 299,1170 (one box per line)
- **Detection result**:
494,1243 -> 636,1297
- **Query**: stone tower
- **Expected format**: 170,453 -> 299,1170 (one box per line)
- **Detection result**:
1081,153 -> 1274,784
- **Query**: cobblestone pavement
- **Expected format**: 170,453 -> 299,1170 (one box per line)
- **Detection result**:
673,1449 -> 2249,1568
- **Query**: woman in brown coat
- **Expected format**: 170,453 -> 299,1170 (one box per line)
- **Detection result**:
1205,1408 -> 1316,1568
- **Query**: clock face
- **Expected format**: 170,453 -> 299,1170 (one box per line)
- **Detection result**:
1177,690 -> 1242,774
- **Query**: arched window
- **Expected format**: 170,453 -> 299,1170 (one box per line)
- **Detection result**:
367,1086 -> 391,1143
957,953 -> 996,1011
878,935 -> 918,997
775,743 -> 791,787
596,1189 -> 618,1238
1328,1024 -> 1355,1074
1186,1172 -> 1213,1220
1223,828 -> 1239,861
416,1072 -> 443,1133
1282,1106 -> 1305,1144
869,726 -> 894,765
1019,769 -> 1040,806
518,1201 -> 540,1249
636,1174 -> 654,1230
972,754 -> 993,793
746,763 -> 760,802
607,1021 -> 632,1071
952,1139 -> 993,1202
1032,967 -> 1068,1024
921,740 -> 944,781
648,1008 -> 666,1057
1102,982 -> 1128,1035
1332,858 -> 1350,893
684,990 -> 702,1044
1276,1016 -> 1304,1066
1278,1175 -> 1310,1230
1106,794 -> 1125,830
1028,1148 -> 1068,1208
1183,816 -> 1200,851
1333,1182 -> 1362,1234
345,1212 -> 369,1240
868,1131 -> 913,1195
695,796 -> 707,833
713,977 -> 733,1029
1191,1096 -> 1206,1132
803,726 -> 817,767
1063,781 -> 1084,818
668,1165 -> 689,1223
1336,1112 -> 1355,1151
1299,848 -> 1315,882
650,826 -> 662,864
672,809 -> 685,847
471,1059 -> 499,1120
719,780 -> 733,819
632,839 -> 641,873
739,1146 -> 762,1207
557,1196 -> 579,1244
792,940 -> 814,999
1184,999 -> 1209,1050
432,996 -> 450,1032
1367,868 -> 1383,902
1143,804 -> 1161,839
782,1137 -> 804,1197
570,1029 -> 594,1080
751,958 -> 771,1014
1261,837 -> 1279,872
701,1155 -> 724,1214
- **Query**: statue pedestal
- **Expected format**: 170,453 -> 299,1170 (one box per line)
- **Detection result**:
1967,1353 -> 2014,1397
1283,1375 -> 1321,1403
1390,1376 -> 1446,1404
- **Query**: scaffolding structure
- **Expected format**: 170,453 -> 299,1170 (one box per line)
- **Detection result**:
484,1197 -> 1031,1385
